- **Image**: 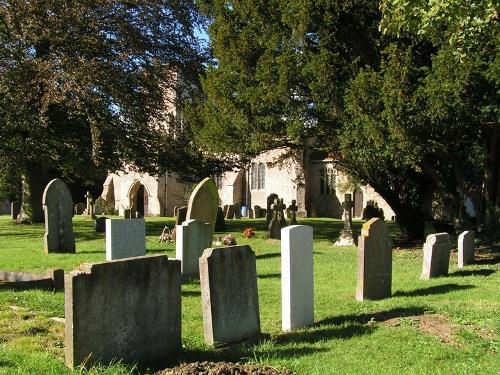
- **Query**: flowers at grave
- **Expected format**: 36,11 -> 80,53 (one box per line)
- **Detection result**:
243,228 -> 256,238
222,234 -> 237,246
159,226 -> 174,243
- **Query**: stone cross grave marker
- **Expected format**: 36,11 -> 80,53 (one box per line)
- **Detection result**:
269,198 -> 287,239
421,233 -> 451,279
65,255 -> 181,368
199,245 -> 261,345
458,231 -> 475,268
356,218 -> 392,301
186,178 -> 219,241
266,193 -> 278,225
176,219 -> 212,278
105,219 -> 146,261
334,193 -> 355,246
281,225 -> 314,331
288,200 -> 299,225
43,179 -> 76,254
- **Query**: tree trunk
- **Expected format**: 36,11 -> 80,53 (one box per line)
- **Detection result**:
18,166 -> 45,223
482,125 -> 500,241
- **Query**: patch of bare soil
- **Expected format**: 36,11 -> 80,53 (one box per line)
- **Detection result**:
156,361 -> 293,375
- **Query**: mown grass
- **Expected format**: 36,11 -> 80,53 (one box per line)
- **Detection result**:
0,215 -> 498,374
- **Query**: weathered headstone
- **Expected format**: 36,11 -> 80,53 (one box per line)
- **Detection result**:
176,219 -> 212,277
266,193 -> 278,225
288,200 -> 298,225
421,233 -> 451,279
94,216 -> 108,233
11,201 -> 20,220
356,218 -> 392,301
223,205 -> 229,217
253,205 -> 261,218
200,245 -> 261,345
175,206 -> 187,226
123,208 -> 131,219
43,179 -> 76,254
458,231 -> 475,268
234,203 -> 241,219
281,225 -> 314,331
333,193 -> 355,246
74,203 -> 85,215
105,219 -> 146,261
215,207 -> 225,231
186,178 -> 219,240
225,204 -> 235,219
65,255 -> 181,368
268,198 -> 287,239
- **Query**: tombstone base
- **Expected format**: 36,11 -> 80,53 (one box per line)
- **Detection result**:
333,230 -> 356,247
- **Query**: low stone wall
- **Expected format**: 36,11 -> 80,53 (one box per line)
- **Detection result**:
0,269 -> 64,291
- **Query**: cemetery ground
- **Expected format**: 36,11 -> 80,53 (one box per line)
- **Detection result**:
0,216 -> 498,375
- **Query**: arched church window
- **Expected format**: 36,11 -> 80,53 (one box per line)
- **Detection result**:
258,163 -> 265,190
320,166 -> 336,194
251,163 -> 258,190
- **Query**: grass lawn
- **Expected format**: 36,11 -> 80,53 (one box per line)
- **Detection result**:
0,215 -> 498,374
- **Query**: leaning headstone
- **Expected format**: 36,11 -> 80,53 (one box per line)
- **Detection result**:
266,193 -> 279,225
176,219 -> 212,278
333,193 -> 355,246
74,203 -> 85,215
215,207 -> 225,231
105,219 -> 146,261
200,245 -> 260,345
186,178 -> 219,240
175,206 -> 188,226
268,198 -> 287,239
94,216 -> 108,233
234,203 -> 241,219
65,255 -> 181,368
11,201 -> 20,220
281,225 -> 314,331
421,233 -> 451,279
356,218 -> 392,301
458,231 -> 475,268
225,204 -> 235,219
43,179 -> 76,254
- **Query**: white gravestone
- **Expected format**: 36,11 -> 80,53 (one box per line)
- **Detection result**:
421,233 -> 451,279
458,231 -> 475,268
176,219 -> 212,277
105,219 -> 146,261
281,225 -> 314,331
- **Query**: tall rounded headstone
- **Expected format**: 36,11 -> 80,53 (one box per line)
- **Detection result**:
186,178 -> 219,240
43,178 -> 75,254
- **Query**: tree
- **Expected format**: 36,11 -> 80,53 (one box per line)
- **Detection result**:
191,0 -> 499,240
0,0 -> 208,222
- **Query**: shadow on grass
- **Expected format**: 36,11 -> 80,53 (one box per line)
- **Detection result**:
256,253 -> 281,260
258,273 -> 280,279
315,307 -> 427,327
448,269 -> 495,277
393,284 -> 475,297
182,290 -> 200,297
277,323 -> 373,344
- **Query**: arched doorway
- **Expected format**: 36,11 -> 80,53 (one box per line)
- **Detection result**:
129,181 -> 149,217
353,189 -> 363,218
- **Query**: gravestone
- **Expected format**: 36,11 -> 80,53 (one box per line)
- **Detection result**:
105,219 -> 146,261
223,205 -> 229,217
175,206 -> 188,226
281,225 -> 314,331
288,200 -> 298,225
356,218 -> 392,301
268,198 -> 287,239
199,245 -> 261,345
94,217 -> 108,233
266,193 -> 279,225
421,233 -> 451,279
215,207 -> 225,231
234,203 -> 241,219
333,193 -> 355,246
253,205 -> 261,218
186,178 -> 219,240
11,201 -> 20,220
84,191 -> 96,219
248,208 -> 254,218
123,209 -> 131,219
173,206 -> 179,217
176,219 -> 212,277
43,179 -> 76,254
225,204 -> 235,219
65,255 -> 181,368
458,231 -> 475,268
74,203 -> 85,215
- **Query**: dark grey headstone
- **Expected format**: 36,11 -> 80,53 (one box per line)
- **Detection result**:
234,203 -> 241,219
175,206 -> 188,226
266,194 -> 278,225
94,217 -> 108,233
200,245 -> 261,345
225,204 -> 235,219
11,201 -> 20,220
356,218 -> 392,300
215,207 -> 225,231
